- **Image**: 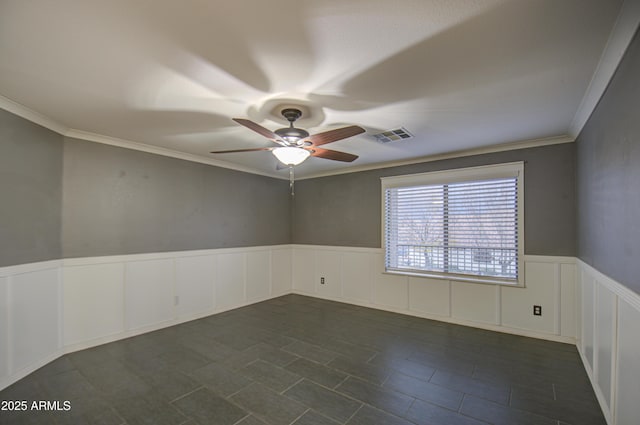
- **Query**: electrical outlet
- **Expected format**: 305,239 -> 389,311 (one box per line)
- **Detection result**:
533,305 -> 542,316
320,277 -> 325,285
174,296 -> 180,306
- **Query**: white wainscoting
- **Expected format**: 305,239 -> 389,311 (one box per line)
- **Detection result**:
291,245 -> 577,343
577,260 -> 640,425
5,244 -> 638,425
0,261 -> 63,392
0,245 -> 291,391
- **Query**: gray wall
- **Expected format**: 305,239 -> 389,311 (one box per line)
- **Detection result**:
0,109 -> 63,267
62,138 -> 291,258
577,28 -> 640,294
0,107 -> 579,266
293,142 -> 576,256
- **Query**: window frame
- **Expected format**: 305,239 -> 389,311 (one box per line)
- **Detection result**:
381,162 -> 525,287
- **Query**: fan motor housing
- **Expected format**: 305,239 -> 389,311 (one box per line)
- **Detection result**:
275,126 -> 309,143
275,108 -> 309,144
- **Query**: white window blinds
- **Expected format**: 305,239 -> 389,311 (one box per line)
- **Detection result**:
382,163 -> 523,285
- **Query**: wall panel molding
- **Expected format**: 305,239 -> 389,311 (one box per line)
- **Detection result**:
4,246 -> 638,425
1,267 -> 63,391
0,260 -> 62,278
577,259 -> 640,425
0,245 -> 291,391
291,245 -> 577,344
579,260 -> 640,312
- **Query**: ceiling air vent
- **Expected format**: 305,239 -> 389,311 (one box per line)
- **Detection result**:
371,127 -> 414,143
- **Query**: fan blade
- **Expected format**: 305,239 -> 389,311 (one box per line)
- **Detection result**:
309,147 -> 358,162
233,118 -> 284,144
211,147 -> 274,154
307,125 -> 365,146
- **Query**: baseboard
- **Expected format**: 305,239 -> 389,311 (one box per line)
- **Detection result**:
0,292 -> 288,391
576,259 -> 640,425
0,349 -> 64,392
576,342 -> 614,425
290,290 -> 576,344
6,248 -> 636,425
63,290 -> 291,355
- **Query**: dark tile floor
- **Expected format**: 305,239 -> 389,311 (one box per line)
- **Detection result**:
0,294 -> 605,425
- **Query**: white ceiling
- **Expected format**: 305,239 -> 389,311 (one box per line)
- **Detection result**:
0,0 -> 633,179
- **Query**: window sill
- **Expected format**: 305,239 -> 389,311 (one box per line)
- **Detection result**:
383,269 -> 524,287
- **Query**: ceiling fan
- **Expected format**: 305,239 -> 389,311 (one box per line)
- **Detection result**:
211,108 -> 365,167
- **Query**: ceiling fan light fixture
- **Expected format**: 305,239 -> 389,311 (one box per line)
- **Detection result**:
272,146 -> 310,166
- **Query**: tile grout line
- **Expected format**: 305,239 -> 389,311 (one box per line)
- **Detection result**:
230,413 -> 251,425
280,377 -> 305,395
365,351 -> 379,363
404,397 -> 417,417
170,384 -> 205,404
3,294 -> 603,425
343,403 -> 364,424
458,393 -> 468,413
226,382 -> 254,400
332,374 -> 351,390
380,370 -> 392,386
308,374 -> 425,425
286,407 -> 311,425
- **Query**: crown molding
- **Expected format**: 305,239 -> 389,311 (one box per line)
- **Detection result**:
1,4 -> 635,181
3,12 -> 631,183
0,94 -> 284,179
0,95 -> 68,135
65,129 -> 282,179
298,134 -> 575,180
569,0 -> 640,138
0,94 -> 574,181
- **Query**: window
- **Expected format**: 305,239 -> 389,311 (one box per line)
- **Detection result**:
382,162 -> 524,286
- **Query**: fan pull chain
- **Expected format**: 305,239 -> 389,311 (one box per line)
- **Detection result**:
289,165 -> 295,196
